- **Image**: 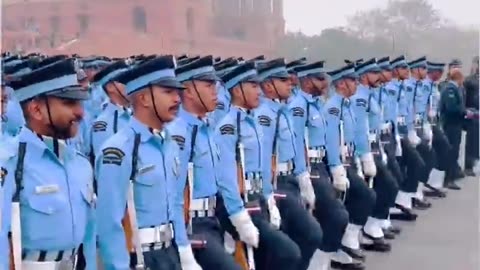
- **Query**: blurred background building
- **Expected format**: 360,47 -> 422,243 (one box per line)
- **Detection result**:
2,0 -> 286,57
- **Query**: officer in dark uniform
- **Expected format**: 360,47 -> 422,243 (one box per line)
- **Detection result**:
463,56 -> 479,176
440,68 -> 473,190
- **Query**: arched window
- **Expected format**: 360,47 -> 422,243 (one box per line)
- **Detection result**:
132,6 -> 147,33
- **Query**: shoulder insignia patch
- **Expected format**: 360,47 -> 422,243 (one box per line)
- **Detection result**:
292,107 -> 305,117
219,124 -> 235,135
93,121 -> 107,132
258,115 -> 272,127
328,107 -> 340,116
216,102 -> 225,110
406,86 -> 413,92
388,89 -> 396,96
102,147 -> 125,166
1,167 -> 7,184
171,135 -> 186,150
356,98 -> 367,108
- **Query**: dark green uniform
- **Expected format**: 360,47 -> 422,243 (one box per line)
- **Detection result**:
440,81 -> 466,185
463,73 -> 479,171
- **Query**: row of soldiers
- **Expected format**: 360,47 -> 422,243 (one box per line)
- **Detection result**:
0,52 -> 477,270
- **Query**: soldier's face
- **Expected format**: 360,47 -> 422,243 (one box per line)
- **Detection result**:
344,78 -> 357,96
150,85 -> 181,122
429,71 -> 443,81
192,80 -> 217,112
367,72 -> 381,87
397,67 -> 409,79
311,76 -> 328,95
241,82 -> 261,109
34,96 -> 84,139
289,74 -> 299,86
381,70 -> 393,82
419,67 -> 427,78
272,77 -> 292,99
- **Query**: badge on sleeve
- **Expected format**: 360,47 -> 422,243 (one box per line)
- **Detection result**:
328,107 -> 340,116
93,121 -> 108,132
356,98 -> 367,108
258,115 -> 272,127
292,107 -> 305,117
219,124 -> 235,135
216,102 -> 225,110
171,135 -> 186,150
102,147 -> 125,166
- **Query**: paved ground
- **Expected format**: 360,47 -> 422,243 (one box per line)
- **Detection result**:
309,134 -> 479,270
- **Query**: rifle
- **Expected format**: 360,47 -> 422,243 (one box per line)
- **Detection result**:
185,126 -> 207,249
234,111 -> 259,270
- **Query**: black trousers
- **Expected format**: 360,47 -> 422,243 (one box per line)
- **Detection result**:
398,138 -> 425,193
371,156 -> 399,219
216,194 -> 301,270
443,123 -> 463,183
276,174 -> 324,270
416,141 -> 437,184
432,125 -> 452,171
465,119 -> 479,169
191,216 -> 243,270
345,163 -> 376,226
130,245 -> 181,270
310,162 -> 349,253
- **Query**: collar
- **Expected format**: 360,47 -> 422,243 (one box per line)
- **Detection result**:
299,89 -> 315,103
129,117 -> 169,143
261,97 -> 283,113
449,80 -> 459,87
357,83 -> 370,94
231,106 -> 256,122
178,107 -> 207,127
105,102 -> 131,115
18,127 -> 73,162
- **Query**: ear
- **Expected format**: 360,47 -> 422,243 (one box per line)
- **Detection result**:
28,99 -> 44,121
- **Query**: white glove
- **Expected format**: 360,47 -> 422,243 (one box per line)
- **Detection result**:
297,171 -> 316,209
178,245 -> 203,270
361,152 -> 377,177
428,109 -> 436,119
423,122 -> 433,142
381,151 -> 388,165
267,194 -> 281,229
395,135 -> 402,156
223,232 -> 236,254
229,210 -> 259,248
331,165 -> 350,191
408,130 -> 421,146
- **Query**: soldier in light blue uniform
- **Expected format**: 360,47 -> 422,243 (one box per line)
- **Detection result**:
286,57 -> 307,96
0,58 -> 96,270
95,56 -> 202,270
375,57 -> 404,235
353,58 -> 399,251
90,60 -> 131,157
255,58 -> 322,270
82,58 -> 111,120
209,57 -> 239,127
405,57 -> 435,209
386,56 -> 423,220
167,56 -> 256,270
323,64 -> 377,269
293,61 -> 355,270
423,62 -> 450,197
216,61 -> 301,270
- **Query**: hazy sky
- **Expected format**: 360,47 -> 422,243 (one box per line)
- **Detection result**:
284,0 -> 480,35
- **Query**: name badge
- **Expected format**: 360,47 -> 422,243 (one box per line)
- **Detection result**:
138,164 -> 155,175
35,184 -> 60,194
